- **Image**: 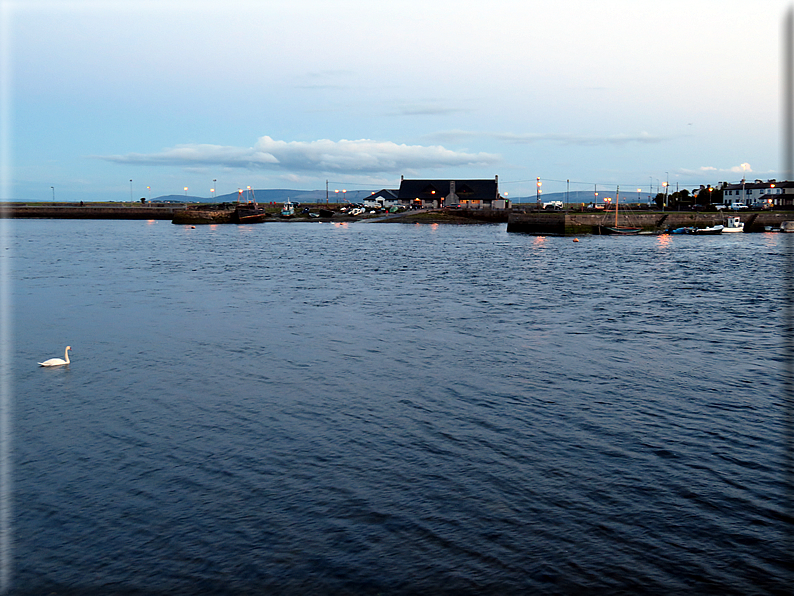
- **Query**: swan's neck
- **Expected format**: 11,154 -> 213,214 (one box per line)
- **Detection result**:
64,348 -> 70,364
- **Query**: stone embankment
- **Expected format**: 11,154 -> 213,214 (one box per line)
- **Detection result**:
506,211 -> 794,234
2,204 -> 180,220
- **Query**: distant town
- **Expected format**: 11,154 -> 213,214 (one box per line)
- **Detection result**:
109,176 -> 794,212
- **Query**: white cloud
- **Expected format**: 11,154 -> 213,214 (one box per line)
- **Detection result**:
696,163 -> 753,174
98,136 -> 500,174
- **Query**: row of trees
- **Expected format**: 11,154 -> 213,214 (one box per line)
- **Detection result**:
651,186 -> 723,210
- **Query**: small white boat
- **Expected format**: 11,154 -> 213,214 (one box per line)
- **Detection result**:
723,216 -> 744,233
781,221 -> 794,233
692,225 -> 724,235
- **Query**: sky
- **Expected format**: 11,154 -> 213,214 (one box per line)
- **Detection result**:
2,0 -> 793,202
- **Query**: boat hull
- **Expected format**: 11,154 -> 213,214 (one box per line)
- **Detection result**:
602,226 -> 642,235
692,225 -> 724,235
234,208 -> 268,224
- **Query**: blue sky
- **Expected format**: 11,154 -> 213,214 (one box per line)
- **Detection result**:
2,0 -> 792,202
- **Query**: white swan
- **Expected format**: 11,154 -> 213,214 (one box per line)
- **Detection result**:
39,346 -> 71,367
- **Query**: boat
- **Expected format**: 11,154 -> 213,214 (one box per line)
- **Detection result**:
234,187 -> 268,224
722,216 -> 744,233
601,186 -> 641,235
235,206 -> 268,224
780,221 -> 794,232
692,225 -> 724,235
281,199 -> 295,218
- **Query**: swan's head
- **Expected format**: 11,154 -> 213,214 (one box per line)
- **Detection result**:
66,346 -> 71,350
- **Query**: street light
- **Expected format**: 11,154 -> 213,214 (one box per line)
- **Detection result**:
184,187 -> 188,198
51,186 -> 54,202
213,179 -> 217,199
130,179 -> 133,203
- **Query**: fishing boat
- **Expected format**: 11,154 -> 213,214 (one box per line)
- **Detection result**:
722,216 -> 744,233
281,199 -> 295,218
781,221 -> 794,232
601,186 -> 641,235
234,187 -> 268,224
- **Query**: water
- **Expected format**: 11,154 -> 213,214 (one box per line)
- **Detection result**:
6,219 -> 794,594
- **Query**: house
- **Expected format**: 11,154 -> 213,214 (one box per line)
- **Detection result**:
396,176 -> 507,209
364,189 -> 400,209
721,179 -> 794,207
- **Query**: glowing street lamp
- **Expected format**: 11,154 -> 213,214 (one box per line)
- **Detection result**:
184,187 -> 188,198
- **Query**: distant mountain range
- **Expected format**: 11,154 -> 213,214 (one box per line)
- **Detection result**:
154,188 -> 380,204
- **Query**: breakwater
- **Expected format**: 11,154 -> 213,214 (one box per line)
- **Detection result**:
2,204 -> 180,220
507,210 -> 794,234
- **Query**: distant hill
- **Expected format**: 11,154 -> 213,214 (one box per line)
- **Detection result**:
154,189 -> 379,204
510,190 -> 655,205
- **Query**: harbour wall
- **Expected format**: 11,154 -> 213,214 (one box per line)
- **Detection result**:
2,204 -> 181,220
506,211 -> 794,235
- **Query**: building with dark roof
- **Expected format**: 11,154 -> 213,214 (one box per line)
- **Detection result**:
397,176 -> 507,209
721,179 -> 794,207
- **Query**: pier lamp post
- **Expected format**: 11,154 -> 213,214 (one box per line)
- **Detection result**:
213,179 -> 217,199
343,189 -> 347,202
184,187 -> 188,199
130,179 -> 133,203
334,189 -> 339,203
51,187 -> 54,202
147,186 -> 151,201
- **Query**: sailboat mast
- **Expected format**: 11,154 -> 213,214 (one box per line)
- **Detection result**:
615,186 -> 620,227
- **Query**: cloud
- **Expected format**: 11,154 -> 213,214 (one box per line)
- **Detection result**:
696,163 -> 752,174
426,130 -> 671,146
98,136 -> 500,174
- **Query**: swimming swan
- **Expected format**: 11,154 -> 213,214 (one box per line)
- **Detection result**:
39,346 -> 71,367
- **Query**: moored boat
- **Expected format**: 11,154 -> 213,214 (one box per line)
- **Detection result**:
692,225 -> 724,235
600,186 -> 641,235
781,220 -> 794,232
723,216 -> 744,233
234,206 -> 268,224
281,199 -> 295,217
234,187 -> 268,224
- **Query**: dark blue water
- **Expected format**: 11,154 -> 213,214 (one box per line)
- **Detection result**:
7,220 -> 794,594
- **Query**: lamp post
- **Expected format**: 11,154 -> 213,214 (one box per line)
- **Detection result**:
147,186 -> 151,201
51,186 -> 54,202
130,179 -> 133,203
184,187 -> 188,199
213,179 -> 217,199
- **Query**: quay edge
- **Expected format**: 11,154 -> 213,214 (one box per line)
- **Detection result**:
506,211 -> 794,235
